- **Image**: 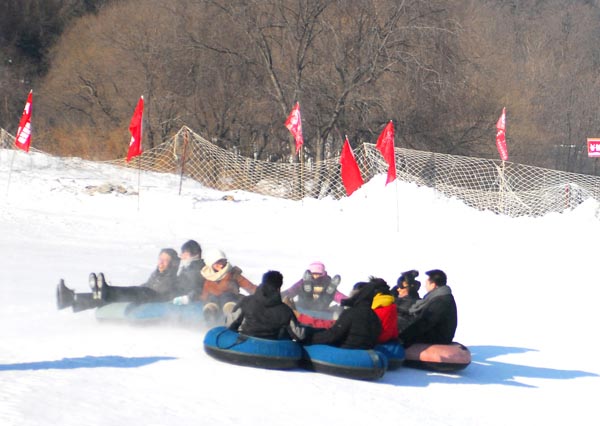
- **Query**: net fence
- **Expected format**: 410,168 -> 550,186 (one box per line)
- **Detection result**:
2,125 -> 600,218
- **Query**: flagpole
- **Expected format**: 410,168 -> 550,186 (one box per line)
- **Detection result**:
5,150 -> 17,197
136,156 -> 141,211
499,159 -> 506,214
300,145 -> 304,202
395,179 -> 400,232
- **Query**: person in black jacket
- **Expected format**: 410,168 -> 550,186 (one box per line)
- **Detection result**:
305,281 -> 382,349
398,269 -> 457,347
226,270 -> 306,341
172,240 -> 206,305
392,269 -> 422,333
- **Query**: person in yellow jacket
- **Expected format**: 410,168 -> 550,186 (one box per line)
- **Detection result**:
369,278 -> 399,343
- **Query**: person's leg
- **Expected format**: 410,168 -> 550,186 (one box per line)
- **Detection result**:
72,292 -> 103,312
94,272 -> 160,303
219,293 -> 240,316
103,285 -> 159,303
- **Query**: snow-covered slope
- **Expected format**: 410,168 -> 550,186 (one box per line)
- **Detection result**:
1,149 -> 598,426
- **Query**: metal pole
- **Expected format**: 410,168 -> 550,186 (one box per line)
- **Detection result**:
178,129 -> 190,196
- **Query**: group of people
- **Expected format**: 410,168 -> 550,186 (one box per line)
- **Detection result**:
56,240 -> 255,322
56,240 -> 458,349
228,267 -> 457,350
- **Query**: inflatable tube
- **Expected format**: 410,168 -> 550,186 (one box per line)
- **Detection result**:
95,301 -> 205,325
374,340 -> 405,370
404,342 -> 471,372
203,326 -> 302,370
301,345 -> 388,380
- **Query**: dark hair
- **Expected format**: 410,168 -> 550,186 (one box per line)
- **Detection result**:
368,276 -> 390,295
160,248 -> 180,270
262,270 -> 283,289
397,269 -> 419,287
181,240 -> 202,256
261,270 -> 284,297
426,269 -> 447,286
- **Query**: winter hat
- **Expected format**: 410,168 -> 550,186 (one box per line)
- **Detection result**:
203,248 -> 227,267
181,240 -> 202,256
308,261 -> 326,275
262,270 -> 283,289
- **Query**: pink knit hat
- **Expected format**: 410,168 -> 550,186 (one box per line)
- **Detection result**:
308,261 -> 326,275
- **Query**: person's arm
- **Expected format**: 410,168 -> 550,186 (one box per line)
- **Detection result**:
284,309 -> 306,341
281,279 -> 303,299
199,280 -> 210,301
400,299 -> 448,344
332,290 -> 347,304
236,273 -> 257,295
226,301 -> 244,330
307,310 -> 352,346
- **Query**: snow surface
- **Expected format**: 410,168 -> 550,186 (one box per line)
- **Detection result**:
1,148 -> 599,426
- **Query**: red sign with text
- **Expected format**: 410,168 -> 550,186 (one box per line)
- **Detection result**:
588,138 -> 600,158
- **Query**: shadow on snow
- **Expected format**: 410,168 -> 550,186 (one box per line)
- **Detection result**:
381,345 -> 599,388
0,355 -> 176,371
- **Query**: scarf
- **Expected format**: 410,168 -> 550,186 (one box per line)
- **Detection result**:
408,285 -> 452,316
201,262 -> 232,282
178,255 -> 200,274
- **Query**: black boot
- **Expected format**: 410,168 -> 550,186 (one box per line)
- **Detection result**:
97,272 -> 107,301
57,279 -> 75,310
88,272 -> 100,299
302,270 -> 313,293
326,274 -> 341,294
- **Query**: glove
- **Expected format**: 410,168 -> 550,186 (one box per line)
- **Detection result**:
172,295 -> 190,305
302,270 -> 313,293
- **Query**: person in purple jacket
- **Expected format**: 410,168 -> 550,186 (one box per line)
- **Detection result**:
281,261 -> 346,314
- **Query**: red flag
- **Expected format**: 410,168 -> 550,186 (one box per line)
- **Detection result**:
14,90 -> 33,152
285,102 -> 304,154
496,107 -> 508,161
127,96 -> 144,162
340,136 -> 364,196
376,120 -> 396,184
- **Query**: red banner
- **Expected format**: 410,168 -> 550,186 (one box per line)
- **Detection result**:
285,102 -> 304,154
376,121 -> 396,184
127,96 -> 144,162
340,137 -> 364,196
14,91 -> 33,152
496,107 -> 509,161
587,138 -> 600,158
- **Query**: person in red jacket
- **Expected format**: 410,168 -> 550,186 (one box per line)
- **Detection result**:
350,278 -> 398,344
369,278 -> 399,344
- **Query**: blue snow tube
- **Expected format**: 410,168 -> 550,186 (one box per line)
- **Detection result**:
203,326 -> 303,370
95,301 -> 205,325
374,340 -> 406,370
301,344 -> 388,380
